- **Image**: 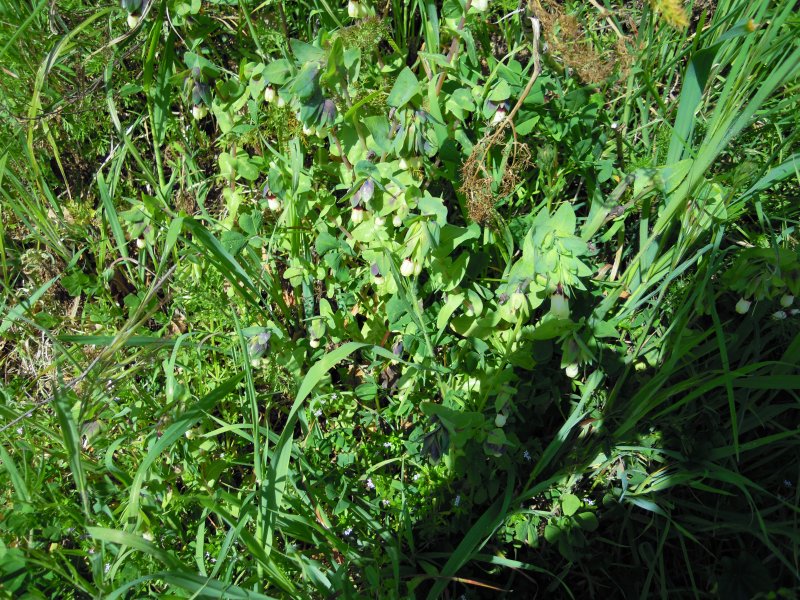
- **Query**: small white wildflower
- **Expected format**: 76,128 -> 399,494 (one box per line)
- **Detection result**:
412,473 -> 420,481
382,499 -> 390,507
343,527 -> 353,536
383,442 -> 392,448
351,206 -> 365,224
16,427 -> 23,435
784,479 -> 793,488
331,393 -> 338,400
772,310 -> 787,320
314,409 -> 322,417
454,495 -> 461,507
104,563 -> 110,574
366,478 -> 375,490
523,450 -> 531,461
585,498 -> 595,506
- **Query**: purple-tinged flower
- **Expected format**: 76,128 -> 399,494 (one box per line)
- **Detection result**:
321,98 -> 337,126
359,178 -> 375,203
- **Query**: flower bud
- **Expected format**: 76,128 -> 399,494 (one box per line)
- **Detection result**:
780,294 -> 794,308
374,215 -> 386,227
309,337 -> 321,348
392,214 -> 404,227
565,363 -> 579,379
550,293 -> 570,319
351,206 -> 365,224
772,310 -> 787,320
348,1 -> 360,18
127,13 -> 140,28
735,297 -> 751,314
359,179 -> 375,203
136,238 -> 146,250
263,86 -> 276,103
321,98 -> 338,126
370,263 -> 384,284
472,0 -> 489,11
510,292 -> 526,312
276,96 -> 286,107
400,258 -> 415,277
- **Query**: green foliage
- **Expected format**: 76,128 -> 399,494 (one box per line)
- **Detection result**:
1,0 -> 799,598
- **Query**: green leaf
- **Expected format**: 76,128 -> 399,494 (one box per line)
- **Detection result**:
561,493 -> 581,517
544,524 -> 561,543
239,210 -> 263,236
574,511 -> 599,532
262,59 -> 293,85
220,231 -> 248,256
387,67 -> 419,108
289,39 -> 325,63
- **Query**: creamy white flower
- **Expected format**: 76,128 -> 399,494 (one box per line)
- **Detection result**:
263,86 -> 276,103
400,258 -> 415,277
550,293 -> 570,319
